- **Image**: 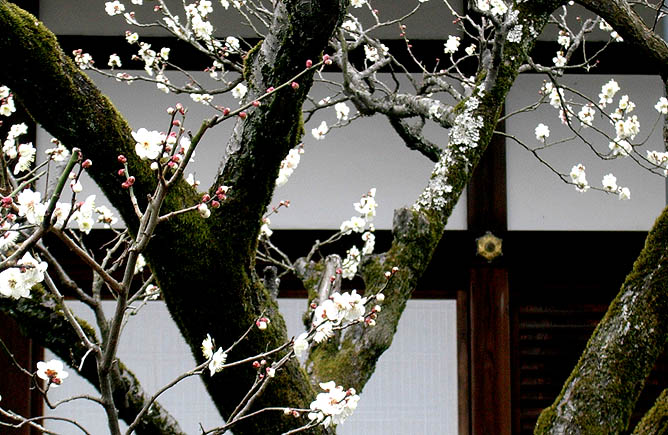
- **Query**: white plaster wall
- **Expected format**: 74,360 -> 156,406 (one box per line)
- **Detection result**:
43,299 -> 458,434
35,71 -> 468,230
506,74 -> 666,231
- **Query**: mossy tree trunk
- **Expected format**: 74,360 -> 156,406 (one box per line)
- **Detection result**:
536,3 -> 668,433
0,1 -> 345,433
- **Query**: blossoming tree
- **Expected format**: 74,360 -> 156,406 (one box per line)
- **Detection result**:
0,0 -> 668,433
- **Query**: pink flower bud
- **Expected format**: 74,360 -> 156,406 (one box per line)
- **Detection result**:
291,81 -> 299,90
305,59 -> 313,68
252,100 -> 260,107
122,181 -> 130,189
118,155 -> 127,163
266,87 -> 275,93
1,197 -> 12,207
335,268 -> 342,275
126,176 -> 135,186
222,107 -> 230,116
252,361 -> 260,369
323,54 -> 331,65
172,120 -> 181,127
82,159 -> 92,168
211,200 -> 220,208
202,194 -> 211,202
238,111 -> 247,119
118,169 -> 125,176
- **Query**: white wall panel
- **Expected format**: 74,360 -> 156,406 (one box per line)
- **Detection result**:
44,299 -> 458,434
506,74 -> 665,231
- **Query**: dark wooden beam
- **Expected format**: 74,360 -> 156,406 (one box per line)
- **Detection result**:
469,267 -> 512,435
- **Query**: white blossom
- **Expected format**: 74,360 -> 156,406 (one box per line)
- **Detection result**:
655,97 -> 668,114
334,102 -> 350,121
569,163 -> 589,192
534,124 -> 550,142
311,121 -> 328,140
602,173 -> 618,192
232,83 -> 247,99
443,35 -> 460,54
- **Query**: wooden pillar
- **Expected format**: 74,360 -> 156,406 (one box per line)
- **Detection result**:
466,124 -> 512,434
0,314 -> 43,434
469,267 -> 511,434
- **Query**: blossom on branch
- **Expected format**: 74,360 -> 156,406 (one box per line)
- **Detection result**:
36,359 -> 69,387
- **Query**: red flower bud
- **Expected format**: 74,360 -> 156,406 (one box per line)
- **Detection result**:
118,168 -> 125,176
118,155 -> 127,163
238,111 -> 247,119
252,100 -> 260,107
82,159 -> 92,168
126,176 -> 135,186
122,181 -> 130,189
222,107 -> 230,116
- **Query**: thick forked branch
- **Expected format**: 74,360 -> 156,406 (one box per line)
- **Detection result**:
0,1 -> 345,433
535,203 -> 668,433
308,1 -> 563,391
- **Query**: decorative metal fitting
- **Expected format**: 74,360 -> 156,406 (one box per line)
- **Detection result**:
476,231 -> 503,262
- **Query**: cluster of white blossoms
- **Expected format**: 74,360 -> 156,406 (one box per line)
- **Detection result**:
557,30 -> 571,48
185,1 -> 215,42
364,43 -> 388,63
132,127 -> 193,167
202,334 -> 228,376
598,79 -> 620,107
308,381 -> 360,428
569,164 -> 630,199
0,252 -> 48,299
350,0 -> 365,8
507,24 -> 523,44
3,123 -> 32,173
72,49 -> 94,70
308,288 -> 384,344
335,102 -> 350,121
36,359 -> 69,387
444,35 -> 460,54
276,147 -> 303,187
340,189 -> 378,279
0,85 -> 15,117
477,0 -> 508,16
